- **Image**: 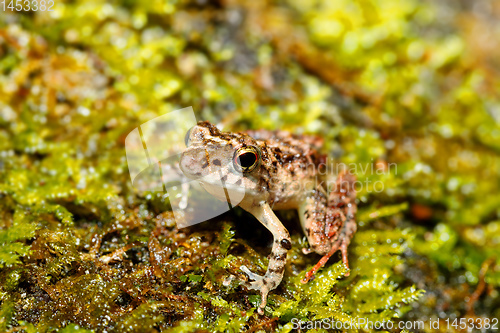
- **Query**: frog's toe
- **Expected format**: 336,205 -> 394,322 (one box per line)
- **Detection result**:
240,265 -> 271,315
240,265 -> 263,283
240,265 -> 269,291
302,247 -> 313,255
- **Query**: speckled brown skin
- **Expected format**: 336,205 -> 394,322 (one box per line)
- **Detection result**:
299,171 -> 357,283
179,121 -> 357,315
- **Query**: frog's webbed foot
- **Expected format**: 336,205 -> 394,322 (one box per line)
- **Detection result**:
240,265 -> 274,315
300,236 -> 343,284
240,244 -> 287,315
301,218 -> 356,284
240,265 -> 262,282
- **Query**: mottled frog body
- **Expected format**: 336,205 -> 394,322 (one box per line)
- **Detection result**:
180,121 -> 357,314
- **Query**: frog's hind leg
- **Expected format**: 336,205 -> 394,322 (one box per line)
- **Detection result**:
331,171 -> 357,274
300,171 -> 357,284
299,186 -> 329,255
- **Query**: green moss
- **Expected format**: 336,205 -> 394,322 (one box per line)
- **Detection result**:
0,209 -> 38,268
1,0 -> 499,331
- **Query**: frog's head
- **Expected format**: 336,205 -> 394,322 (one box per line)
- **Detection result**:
179,121 -> 263,199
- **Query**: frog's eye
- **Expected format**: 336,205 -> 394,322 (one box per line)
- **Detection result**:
184,127 -> 193,147
233,146 -> 260,173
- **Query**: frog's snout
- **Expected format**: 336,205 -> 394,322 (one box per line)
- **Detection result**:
179,148 -> 208,178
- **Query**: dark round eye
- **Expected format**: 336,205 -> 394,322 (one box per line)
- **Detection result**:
184,127 -> 193,147
233,146 -> 260,172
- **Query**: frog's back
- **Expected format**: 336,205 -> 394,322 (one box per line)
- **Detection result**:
243,129 -> 326,208
244,129 -> 325,167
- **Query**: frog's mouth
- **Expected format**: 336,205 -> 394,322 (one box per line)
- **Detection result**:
196,172 -> 249,206
198,172 -> 247,192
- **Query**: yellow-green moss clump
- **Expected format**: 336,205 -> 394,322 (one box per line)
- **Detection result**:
1,0 -> 499,332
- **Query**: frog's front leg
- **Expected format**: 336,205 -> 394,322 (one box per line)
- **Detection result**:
239,201 -> 291,315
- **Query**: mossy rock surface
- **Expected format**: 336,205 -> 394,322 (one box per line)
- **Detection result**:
1,0 -> 499,332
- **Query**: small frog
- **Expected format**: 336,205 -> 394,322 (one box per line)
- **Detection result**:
179,121 -> 357,315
